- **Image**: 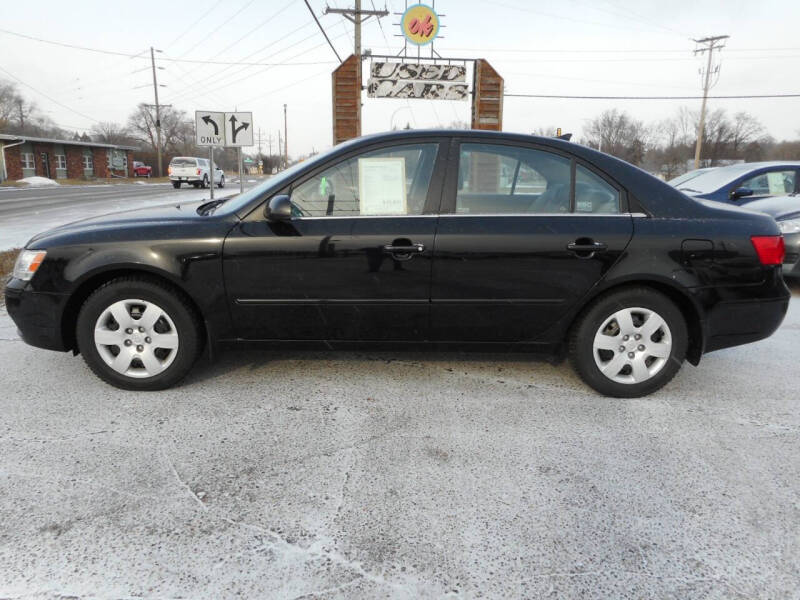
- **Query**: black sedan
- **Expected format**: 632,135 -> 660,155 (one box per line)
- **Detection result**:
742,195 -> 800,278
4,130 -> 791,397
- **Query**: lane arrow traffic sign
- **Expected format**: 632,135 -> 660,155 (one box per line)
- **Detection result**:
202,115 -> 219,135
228,114 -> 250,144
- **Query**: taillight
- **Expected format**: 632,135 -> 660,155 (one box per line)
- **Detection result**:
750,235 -> 785,265
197,168 -> 202,175
167,166 -> 172,175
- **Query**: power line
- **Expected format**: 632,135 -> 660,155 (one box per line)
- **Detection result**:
175,0 -> 259,58
505,93 -> 800,99
304,0 -> 342,63
0,64 -> 98,124
163,0 -> 226,51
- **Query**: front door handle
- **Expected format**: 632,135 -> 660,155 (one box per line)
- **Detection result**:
383,242 -> 425,261
567,239 -> 608,258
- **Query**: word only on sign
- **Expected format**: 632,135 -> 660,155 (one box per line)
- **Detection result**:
195,111 -> 254,147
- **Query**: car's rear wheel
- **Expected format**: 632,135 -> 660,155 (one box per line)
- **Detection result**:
76,277 -> 203,391
172,181 -> 181,189
569,287 -> 688,397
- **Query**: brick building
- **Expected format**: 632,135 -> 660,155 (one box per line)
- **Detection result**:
0,134 -> 137,182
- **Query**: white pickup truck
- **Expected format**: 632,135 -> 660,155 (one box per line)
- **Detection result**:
168,157 -> 225,189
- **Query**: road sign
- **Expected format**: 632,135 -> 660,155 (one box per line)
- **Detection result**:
195,111 -> 225,146
225,112 -> 254,147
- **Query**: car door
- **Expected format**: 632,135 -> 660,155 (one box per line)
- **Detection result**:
430,140 -> 634,342
223,139 -> 447,341
731,167 -> 799,202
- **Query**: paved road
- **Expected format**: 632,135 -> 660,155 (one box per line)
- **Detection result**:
0,293 -> 798,598
0,178 -> 265,250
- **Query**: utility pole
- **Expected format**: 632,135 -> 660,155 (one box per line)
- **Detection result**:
325,1 -> 388,58
277,129 -> 282,171
283,104 -> 288,169
692,35 -> 729,169
150,46 -> 163,177
17,99 -> 25,131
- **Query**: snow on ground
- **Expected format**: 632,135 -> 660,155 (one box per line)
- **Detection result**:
18,176 -> 60,187
1,186 -> 226,250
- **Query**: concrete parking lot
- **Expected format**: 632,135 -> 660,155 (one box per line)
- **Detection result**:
0,287 -> 798,598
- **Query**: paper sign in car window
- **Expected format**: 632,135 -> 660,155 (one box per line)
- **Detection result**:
767,171 -> 788,195
358,157 -> 407,215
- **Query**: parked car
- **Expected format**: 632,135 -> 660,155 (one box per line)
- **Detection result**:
741,195 -> 800,279
5,130 -> 790,397
168,156 -> 225,189
132,161 -> 152,178
672,161 -> 800,204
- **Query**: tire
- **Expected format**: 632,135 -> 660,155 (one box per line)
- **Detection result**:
569,287 -> 688,398
218,176 -> 225,188
172,181 -> 181,189
76,277 -> 203,391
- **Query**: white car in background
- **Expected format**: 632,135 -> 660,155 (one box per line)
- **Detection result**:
168,157 -> 225,189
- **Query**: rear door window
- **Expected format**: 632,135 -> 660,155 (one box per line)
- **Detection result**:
455,143 -> 570,214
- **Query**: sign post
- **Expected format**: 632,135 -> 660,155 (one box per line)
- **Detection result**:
238,148 -> 244,194
209,146 -> 214,200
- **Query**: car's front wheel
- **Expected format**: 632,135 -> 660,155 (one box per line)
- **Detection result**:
569,287 -> 688,398
76,277 -> 203,390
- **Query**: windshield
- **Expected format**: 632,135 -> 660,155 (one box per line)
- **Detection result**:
214,152 -> 335,216
675,165 -> 757,194
668,168 -> 711,187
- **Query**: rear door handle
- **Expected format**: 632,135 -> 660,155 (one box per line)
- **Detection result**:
567,240 -> 608,258
383,243 -> 425,254
382,242 -> 425,261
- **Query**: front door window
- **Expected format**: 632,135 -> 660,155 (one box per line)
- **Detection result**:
739,170 -> 796,197
289,143 -> 439,217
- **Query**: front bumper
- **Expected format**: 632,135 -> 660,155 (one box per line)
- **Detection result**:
4,280 -> 68,351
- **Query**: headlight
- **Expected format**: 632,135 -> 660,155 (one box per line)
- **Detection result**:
778,219 -> 800,234
12,249 -> 47,281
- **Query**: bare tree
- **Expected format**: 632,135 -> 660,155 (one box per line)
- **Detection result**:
583,109 -> 652,166
90,121 -> 132,145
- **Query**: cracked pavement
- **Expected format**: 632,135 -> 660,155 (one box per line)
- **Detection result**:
0,292 -> 799,599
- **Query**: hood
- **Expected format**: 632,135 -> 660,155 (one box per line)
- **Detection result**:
26,200 -> 215,248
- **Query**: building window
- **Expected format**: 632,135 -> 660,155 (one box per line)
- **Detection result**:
56,155 -> 67,170
21,153 -> 35,169
82,155 -> 93,170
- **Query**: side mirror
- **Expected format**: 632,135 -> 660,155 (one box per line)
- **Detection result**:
731,187 -> 754,200
265,194 -> 292,221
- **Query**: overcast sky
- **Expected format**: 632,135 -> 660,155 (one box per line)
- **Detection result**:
2,0 -> 799,156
